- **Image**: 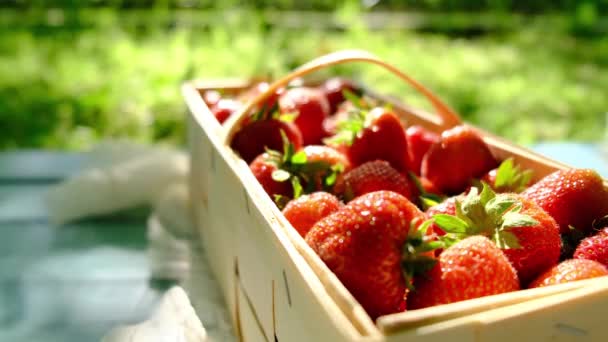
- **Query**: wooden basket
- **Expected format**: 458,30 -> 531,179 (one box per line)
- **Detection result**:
183,50 -> 608,341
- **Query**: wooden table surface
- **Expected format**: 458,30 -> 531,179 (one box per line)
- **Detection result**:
0,143 -> 606,341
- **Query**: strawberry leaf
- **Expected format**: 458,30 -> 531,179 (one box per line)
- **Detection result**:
407,172 -> 446,210
433,214 -> 470,234
279,112 -> 298,123
420,196 -> 440,211
437,234 -> 461,249
342,89 -> 365,109
492,231 -> 522,249
291,150 -> 307,165
324,170 -> 338,187
291,177 -> 303,199
592,215 -> 608,230
323,163 -> 344,188
273,194 -> 290,209
492,157 -> 534,193
454,199 -> 476,229
485,195 -> 518,218
494,158 -> 515,188
324,109 -> 366,146
479,181 -> 495,206
401,218 -> 443,290
416,219 -> 433,236
271,169 -> 291,182
502,212 -> 539,229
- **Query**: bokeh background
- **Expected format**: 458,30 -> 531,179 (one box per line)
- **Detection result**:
2,0 -> 608,150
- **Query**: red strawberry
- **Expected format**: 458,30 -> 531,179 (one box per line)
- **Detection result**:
301,145 -> 351,192
432,184 -> 561,285
250,152 -> 294,200
323,103 -> 354,136
231,119 -> 303,164
329,107 -> 409,172
319,77 -> 361,114
250,142 -> 346,206
573,228 -> 608,267
420,177 -> 440,195
425,196 -> 457,236
340,160 -> 414,202
405,125 -> 439,176
282,192 -> 343,237
528,259 -> 608,288
302,145 -> 351,172
480,158 -> 533,193
238,82 -> 284,118
211,99 -> 242,124
421,125 -> 497,195
521,169 -> 608,234
279,87 -> 330,145
408,236 -> 519,309
305,191 -> 425,319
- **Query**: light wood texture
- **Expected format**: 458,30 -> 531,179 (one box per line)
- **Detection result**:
184,50 -> 608,342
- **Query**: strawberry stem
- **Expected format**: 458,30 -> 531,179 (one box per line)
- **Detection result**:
431,182 -> 538,250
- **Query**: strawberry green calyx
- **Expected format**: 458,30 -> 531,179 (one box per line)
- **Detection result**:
401,219 -> 442,290
323,90 -> 375,146
491,157 -> 534,193
269,131 -> 344,201
408,172 -> 445,210
324,109 -> 366,146
432,182 -> 539,250
592,215 -> 608,231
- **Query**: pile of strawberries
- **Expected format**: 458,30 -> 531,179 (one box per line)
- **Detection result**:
206,78 -> 608,321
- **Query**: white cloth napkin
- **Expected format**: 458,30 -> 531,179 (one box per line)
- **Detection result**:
44,141 -> 236,341
102,287 -> 208,342
46,142 -> 188,225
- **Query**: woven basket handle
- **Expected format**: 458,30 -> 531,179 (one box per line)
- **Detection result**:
223,49 -> 462,145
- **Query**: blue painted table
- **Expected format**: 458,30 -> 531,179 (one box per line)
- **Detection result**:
0,143 -> 606,341
0,151 -> 174,342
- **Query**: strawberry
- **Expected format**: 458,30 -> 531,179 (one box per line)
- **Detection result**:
480,158 -> 533,193
301,145 -> 351,192
521,169 -> 608,234
231,119 -> 303,164
250,140 -> 345,207
238,82 -> 284,118
408,236 -> 519,309
328,107 -> 409,172
425,196 -> 457,236
211,98 -> 242,124
279,87 -> 330,145
405,125 -> 439,176
421,125 -> 497,195
528,259 -> 608,288
282,192 -> 343,237
305,191 -> 425,319
322,94 -> 376,136
250,152 -> 294,200
432,184 -> 561,285
340,160 -> 414,202
319,77 -> 361,113
573,228 -> 608,267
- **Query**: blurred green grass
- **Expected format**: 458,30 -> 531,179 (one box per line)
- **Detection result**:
2,6 -> 608,150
